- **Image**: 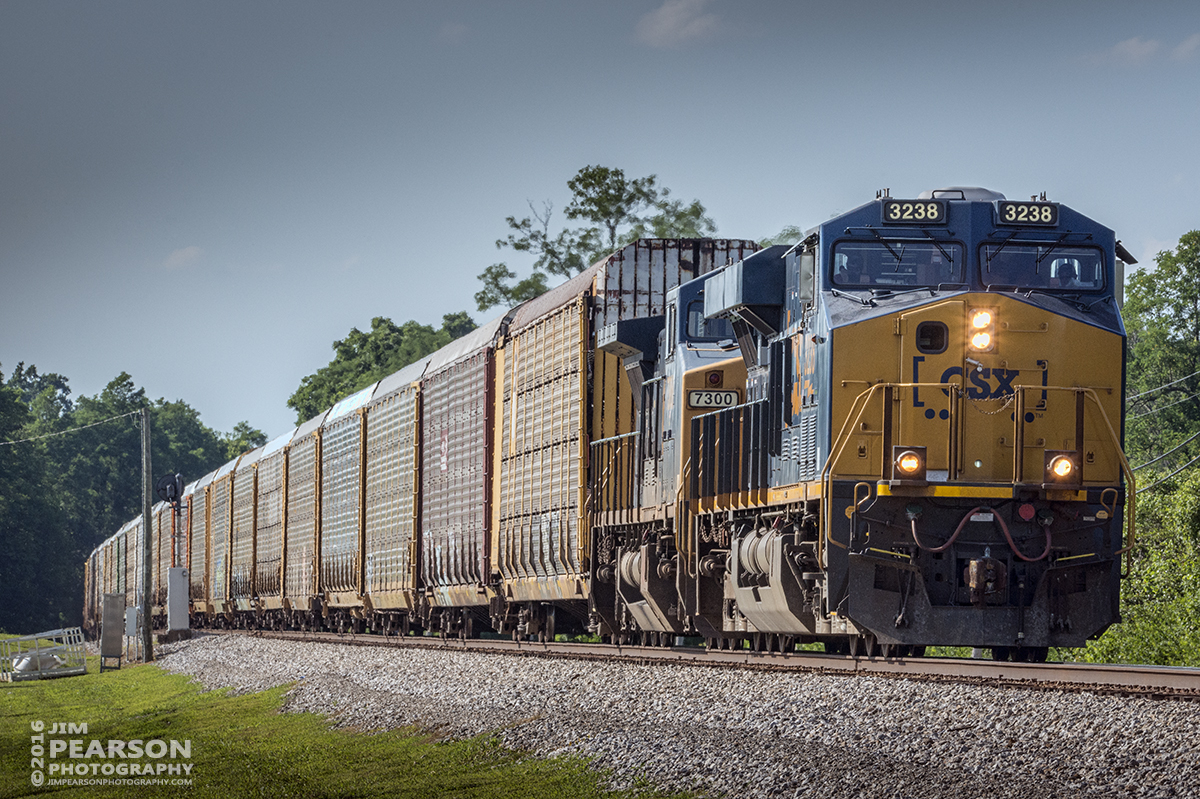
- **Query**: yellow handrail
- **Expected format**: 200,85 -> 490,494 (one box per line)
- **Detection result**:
816,382 -> 1134,575
818,382 -> 960,565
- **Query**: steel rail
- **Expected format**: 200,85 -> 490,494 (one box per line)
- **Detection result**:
208,629 -> 1200,701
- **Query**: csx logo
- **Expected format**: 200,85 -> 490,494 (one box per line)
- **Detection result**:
911,356 -> 1044,406
940,365 -> 1018,400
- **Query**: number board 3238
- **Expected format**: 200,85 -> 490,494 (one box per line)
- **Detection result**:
997,201 -> 1059,226
881,199 -> 947,225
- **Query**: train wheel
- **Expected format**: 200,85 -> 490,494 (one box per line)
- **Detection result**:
991,646 -> 1012,661
1014,646 -> 1048,663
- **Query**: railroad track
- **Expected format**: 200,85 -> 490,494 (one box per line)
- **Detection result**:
210,628 -> 1200,701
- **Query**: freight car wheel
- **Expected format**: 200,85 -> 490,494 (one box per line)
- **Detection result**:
991,647 -> 1012,661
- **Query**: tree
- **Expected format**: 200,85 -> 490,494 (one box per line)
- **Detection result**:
1070,469 -> 1200,666
288,312 -> 477,423
0,374 -> 74,633
1123,232 -> 1200,473
0,365 -> 243,631
758,225 -> 804,247
221,420 -> 268,460
476,166 -> 717,312
621,195 -> 716,244
566,165 -> 661,252
473,263 -> 550,313
1056,231 -> 1200,666
495,201 -> 600,279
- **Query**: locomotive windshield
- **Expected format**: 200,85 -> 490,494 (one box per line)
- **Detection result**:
980,244 -> 1104,291
832,241 -> 964,287
686,300 -> 733,341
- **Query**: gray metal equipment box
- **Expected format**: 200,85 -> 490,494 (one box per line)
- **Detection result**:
167,567 -> 190,631
101,594 -> 126,670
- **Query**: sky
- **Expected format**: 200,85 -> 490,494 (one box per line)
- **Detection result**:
2,0 -> 1198,442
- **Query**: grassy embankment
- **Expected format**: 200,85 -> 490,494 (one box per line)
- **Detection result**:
0,650 -> 688,799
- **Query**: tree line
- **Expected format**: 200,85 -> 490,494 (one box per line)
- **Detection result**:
0,367 -> 264,633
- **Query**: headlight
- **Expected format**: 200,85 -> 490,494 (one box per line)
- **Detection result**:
891,446 -> 927,483
896,451 -> 923,474
968,308 -> 996,352
1044,451 -> 1080,485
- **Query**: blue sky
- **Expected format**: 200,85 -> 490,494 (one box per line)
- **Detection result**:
2,0 -> 1198,440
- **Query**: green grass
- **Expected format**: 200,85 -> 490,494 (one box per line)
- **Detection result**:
1,653 -> 691,799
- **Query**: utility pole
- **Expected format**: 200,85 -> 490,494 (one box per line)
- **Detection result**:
141,407 -> 154,662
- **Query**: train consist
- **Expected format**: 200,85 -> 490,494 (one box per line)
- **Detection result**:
84,188 -> 1138,661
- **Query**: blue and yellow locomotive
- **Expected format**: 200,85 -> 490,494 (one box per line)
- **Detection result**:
594,187 -> 1135,660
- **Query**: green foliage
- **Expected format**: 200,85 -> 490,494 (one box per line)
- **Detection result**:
288,313 -> 477,423
477,166 -> 716,312
566,165 -> 661,252
495,200 -> 600,279
758,225 -> 804,247
0,379 -> 73,634
474,263 -> 550,313
220,421 -> 268,460
0,365 -> 260,632
0,658 -> 685,799
1124,232 -> 1200,470
1066,470 -> 1200,666
621,196 -> 715,244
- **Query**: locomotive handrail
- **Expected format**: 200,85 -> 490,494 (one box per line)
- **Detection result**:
1010,384 -> 1136,577
588,429 -> 638,511
819,382 -> 961,564
1075,387 -> 1137,577
818,382 -> 1136,577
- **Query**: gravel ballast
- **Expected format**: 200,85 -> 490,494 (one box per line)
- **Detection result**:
155,633 -> 1200,798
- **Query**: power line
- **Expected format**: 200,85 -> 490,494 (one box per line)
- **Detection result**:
1140,450 -> 1200,493
1134,429 -> 1200,471
0,410 -> 142,447
1128,389 -> 1200,421
1127,368 -> 1200,403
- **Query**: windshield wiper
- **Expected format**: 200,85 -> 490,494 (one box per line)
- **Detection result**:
867,228 -> 905,265
920,229 -> 955,267
1024,288 -> 1092,312
870,286 -> 939,300
830,287 -> 875,306
984,231 -> 1019,270
1034,232 -> 1073,274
